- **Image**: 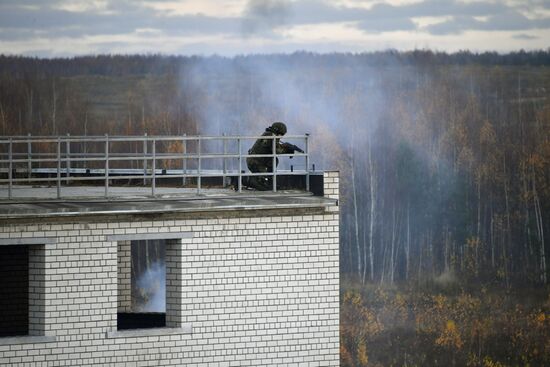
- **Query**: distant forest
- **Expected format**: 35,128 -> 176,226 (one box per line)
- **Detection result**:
1,50 -> 549,286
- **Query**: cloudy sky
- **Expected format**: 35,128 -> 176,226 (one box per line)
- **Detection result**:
0,0 -> 549,57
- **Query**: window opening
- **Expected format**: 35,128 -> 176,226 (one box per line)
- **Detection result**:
0,244 -> 45,338
0,245 -> 29,336
117,239 -> 166,330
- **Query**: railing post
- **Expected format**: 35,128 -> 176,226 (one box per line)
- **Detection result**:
27,133 -> 32,182
143,133 -> 147,185
197,137 -> 201,194
152,139 -> 156,196
305,133 -> 310,192
182,133 -> 186,187
83,131 -> 87,156
222,133 -> 227,187
105,134 -> 109,198
238,137 -> 242,192
66,133 -> 71,184
272,135 -> 277,192
57,137 -> 61,199
8,138 -> 13,199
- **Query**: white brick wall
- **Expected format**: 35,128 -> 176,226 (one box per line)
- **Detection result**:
0,172 -> 340,366
117,241 -> 132,312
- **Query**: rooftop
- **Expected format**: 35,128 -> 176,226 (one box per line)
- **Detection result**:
0,191 -> 335,220
0,134 -> 335,219
0,184 -> 335,220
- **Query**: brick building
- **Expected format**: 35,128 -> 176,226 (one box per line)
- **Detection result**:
0,171 -> 340,366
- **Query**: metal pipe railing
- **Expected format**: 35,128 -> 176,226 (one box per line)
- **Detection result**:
151,138 -> 156,196
0,134 -> 311,199
57,137 -> 61,199
104,134 -> 109,197
8,138 -> 12,199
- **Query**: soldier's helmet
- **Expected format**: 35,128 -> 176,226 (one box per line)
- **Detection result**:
270,122 -> 287,135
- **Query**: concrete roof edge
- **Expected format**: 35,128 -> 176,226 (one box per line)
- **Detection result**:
0,196 -> 337,220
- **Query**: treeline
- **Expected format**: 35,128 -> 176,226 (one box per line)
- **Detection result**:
0,54 -> 185,77
0,51 -> 549,285
2,49 -> 550,78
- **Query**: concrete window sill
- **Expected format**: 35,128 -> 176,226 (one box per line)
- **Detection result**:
105,324 -> 192,339
0,335 -> 56,345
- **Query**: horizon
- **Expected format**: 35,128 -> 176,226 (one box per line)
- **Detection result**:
2,47 -> 550,60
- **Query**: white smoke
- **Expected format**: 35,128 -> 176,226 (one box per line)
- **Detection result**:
135,261 -> 166,312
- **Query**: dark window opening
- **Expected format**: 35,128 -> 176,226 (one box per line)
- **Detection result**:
0,245 -> 29,337
117,239 -> 166,330
117,312 -> 166,330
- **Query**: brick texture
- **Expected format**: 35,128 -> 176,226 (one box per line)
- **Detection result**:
0,171 -> 340,366
117,241 -> 131,312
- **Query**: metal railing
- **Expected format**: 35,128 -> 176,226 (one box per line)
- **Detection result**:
0,134 -> 310,199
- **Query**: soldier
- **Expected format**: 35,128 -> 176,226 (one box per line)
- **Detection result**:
246,122 -> 304,190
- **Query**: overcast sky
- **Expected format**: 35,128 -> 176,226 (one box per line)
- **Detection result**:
0,0 -> 549,57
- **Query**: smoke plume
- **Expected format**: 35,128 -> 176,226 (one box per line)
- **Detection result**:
135,261 -> 166,312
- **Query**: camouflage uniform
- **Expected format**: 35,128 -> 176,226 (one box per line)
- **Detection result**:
246,122 -> 303,190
